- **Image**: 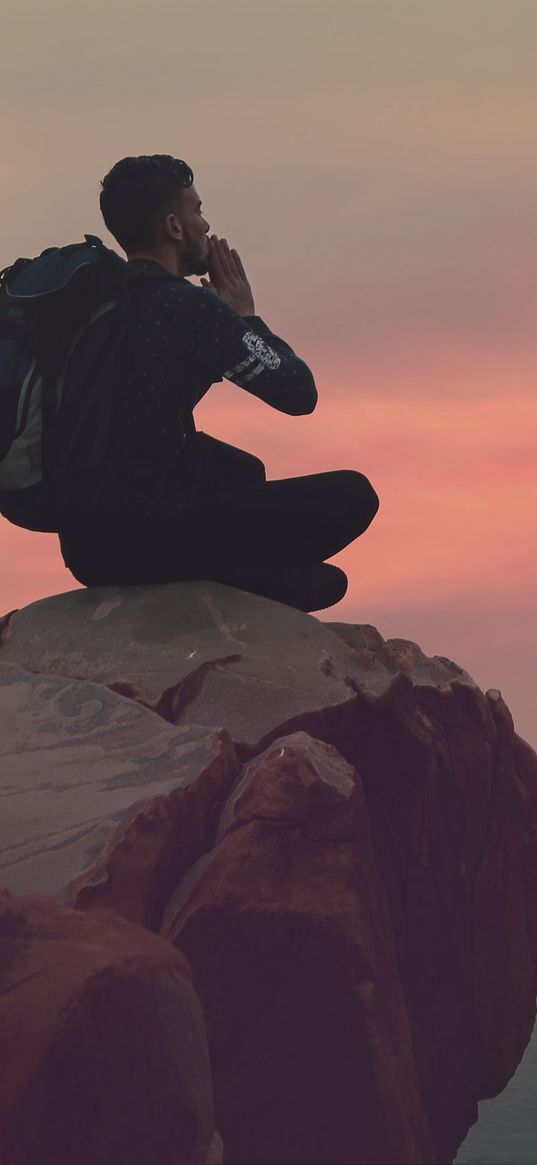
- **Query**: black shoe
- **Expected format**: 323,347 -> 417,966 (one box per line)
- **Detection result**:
212,562 -> 348,612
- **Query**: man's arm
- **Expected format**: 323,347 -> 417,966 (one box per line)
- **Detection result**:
198,236 -> 317,416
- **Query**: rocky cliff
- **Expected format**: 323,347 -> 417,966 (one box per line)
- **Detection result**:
1,581 -> 536,1165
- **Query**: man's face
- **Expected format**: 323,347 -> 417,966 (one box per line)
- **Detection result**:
176,185 -> 211,276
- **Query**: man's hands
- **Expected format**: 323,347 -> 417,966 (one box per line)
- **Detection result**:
201,235 -> 256,317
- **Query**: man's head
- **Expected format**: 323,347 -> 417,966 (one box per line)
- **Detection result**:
99,154 -> 211,276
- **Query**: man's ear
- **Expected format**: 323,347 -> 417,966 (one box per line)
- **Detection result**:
163,212 -> 184,242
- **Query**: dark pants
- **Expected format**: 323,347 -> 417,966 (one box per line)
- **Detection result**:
59,433 -> 379,612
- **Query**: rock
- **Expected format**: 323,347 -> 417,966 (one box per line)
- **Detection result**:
205,1131 -> 224,1165
0,582 -> 477,753
0,661 -> 239,907
162,732 -> 436,1165
64,730 -> 240,931
0,888 -> 217,1165
2,582 -> 537,1164
325,626 -> 537,1161
470,706 -> 537,1097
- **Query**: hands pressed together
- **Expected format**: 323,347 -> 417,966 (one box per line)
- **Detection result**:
201,235 -> 256,317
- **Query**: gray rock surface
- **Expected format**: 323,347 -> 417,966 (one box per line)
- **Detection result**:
0,660 -> 237,901
0,582 -> 477,750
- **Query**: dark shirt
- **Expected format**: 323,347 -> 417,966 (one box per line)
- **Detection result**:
107,260 -> 318,515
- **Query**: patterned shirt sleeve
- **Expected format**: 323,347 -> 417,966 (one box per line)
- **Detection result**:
187,286 -> 318,416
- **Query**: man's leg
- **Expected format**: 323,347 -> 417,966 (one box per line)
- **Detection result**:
59,469 -> 379,612
207,470 -> 379,565
188,469 -> 378,609
188,432 -> 266,492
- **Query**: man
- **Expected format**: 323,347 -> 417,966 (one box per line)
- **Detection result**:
59,154 -> 379,612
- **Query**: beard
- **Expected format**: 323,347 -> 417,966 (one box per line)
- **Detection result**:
182,228 -> 209,277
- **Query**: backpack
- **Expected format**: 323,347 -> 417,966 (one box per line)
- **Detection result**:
0,234 -> 136,533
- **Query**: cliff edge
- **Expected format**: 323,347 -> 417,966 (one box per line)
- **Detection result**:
1,581 -> 536,1165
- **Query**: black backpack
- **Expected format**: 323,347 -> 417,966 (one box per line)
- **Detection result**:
0,234 -> 137,533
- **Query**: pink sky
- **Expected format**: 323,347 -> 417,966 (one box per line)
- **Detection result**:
2,0 -> 536,748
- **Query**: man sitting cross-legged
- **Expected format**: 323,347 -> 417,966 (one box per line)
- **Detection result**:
59,154 -> 379,612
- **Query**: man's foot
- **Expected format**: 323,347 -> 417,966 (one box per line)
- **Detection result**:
211,562 -> 348,612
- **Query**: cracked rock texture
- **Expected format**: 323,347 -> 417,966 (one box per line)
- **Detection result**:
1,581 -> 537,1165
0,582 -> 476,750
0,661 -> 239,906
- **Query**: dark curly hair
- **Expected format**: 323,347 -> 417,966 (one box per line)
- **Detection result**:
99,154 -> 194,252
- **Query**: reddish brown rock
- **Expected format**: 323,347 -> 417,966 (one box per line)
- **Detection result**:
470,696 -> 537,1097
322,629 -> 537,1161
0,889 -> 218,1165
162,732 -> 436,1165
65,727 -> 240,931
2,587 -> 537,1163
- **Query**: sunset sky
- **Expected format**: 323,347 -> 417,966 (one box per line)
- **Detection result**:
2,0 -> 536,749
